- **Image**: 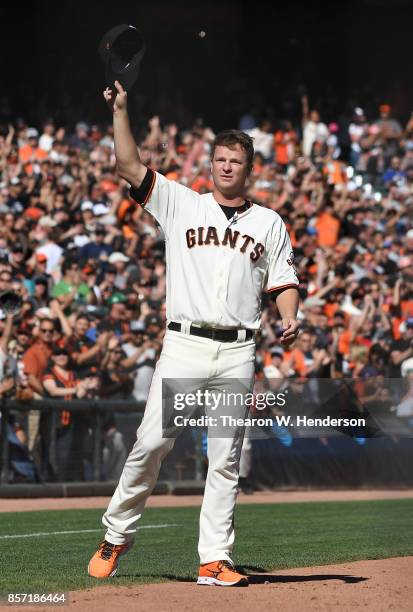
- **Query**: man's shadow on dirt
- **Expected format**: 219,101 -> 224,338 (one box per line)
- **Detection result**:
240,565 -> 368,584
119,565 -> 368,585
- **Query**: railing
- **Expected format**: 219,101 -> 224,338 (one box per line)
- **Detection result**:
0,398 -> 146,484
2,390 -> 412,487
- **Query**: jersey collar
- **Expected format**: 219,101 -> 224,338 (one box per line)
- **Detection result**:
208,193 -> 255,222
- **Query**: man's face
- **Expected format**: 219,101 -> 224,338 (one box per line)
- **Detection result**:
13,215 -> 26,230
82,210 -> 93,222
317,314 -> 328,329
53,194 -> 65,210
11,281 -> 23,296
17,332 -> 31,348
114,261 -> 126,272
39,321 -> 55,345
363,320 -> 373,335
75,317 -> 89,337
9,184 -> 22,197
299,333 -> 313,352
105,270 -> 116,286
110,347 -> 123,362
36,259 -> 47,271
111,303 -> 127,320
131,331 -> 145,347
140,265 -> 153,281
11,247 -> 25,263
147,323 -> 160,339
370,284 -> 380,299
77,127 -> 88,140
211,144 -> 250,196
34,282 -> 46,297
310,110 -> 320,123
0,272 -> 12,292
66,263 -> 80,280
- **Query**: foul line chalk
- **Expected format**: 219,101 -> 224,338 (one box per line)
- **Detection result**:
0,524 -> 180,540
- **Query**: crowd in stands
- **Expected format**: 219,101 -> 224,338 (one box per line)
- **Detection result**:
0,94 -> 412,481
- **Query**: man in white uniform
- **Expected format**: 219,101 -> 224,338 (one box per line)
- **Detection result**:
88,81 -> 300,586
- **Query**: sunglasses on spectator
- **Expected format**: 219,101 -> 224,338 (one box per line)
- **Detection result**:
40,327 -> 54,333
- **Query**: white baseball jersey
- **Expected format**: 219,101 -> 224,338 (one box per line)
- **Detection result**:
130,169 -> 298,330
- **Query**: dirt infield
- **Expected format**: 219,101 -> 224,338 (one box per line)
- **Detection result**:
63,556 -> 411,612
1,488 -> 413,512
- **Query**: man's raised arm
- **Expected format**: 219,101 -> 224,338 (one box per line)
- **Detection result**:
104,80 -> 147,188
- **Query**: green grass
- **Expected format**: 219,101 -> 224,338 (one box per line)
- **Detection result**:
0,499 -> 412,592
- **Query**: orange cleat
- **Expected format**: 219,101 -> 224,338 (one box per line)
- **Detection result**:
88,540 -> 132,578
197,560 -> 249,587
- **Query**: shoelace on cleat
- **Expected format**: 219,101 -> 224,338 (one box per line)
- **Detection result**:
99,541 -> 115,560
217,561 -> 235,572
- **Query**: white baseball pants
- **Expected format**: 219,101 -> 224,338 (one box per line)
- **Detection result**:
102,328 -> 255,564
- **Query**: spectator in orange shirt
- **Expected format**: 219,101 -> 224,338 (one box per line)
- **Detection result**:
274,121 -> 297,169
283,341 -> 307,377
19,128 -> 48,164
323,159 -> 346,185
315,201 -> 340,247
42,344 -> 97,481
23,319 -> 55,396
22,317 -> 56,462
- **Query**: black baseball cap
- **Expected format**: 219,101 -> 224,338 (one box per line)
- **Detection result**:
144,314 -> 162,328
98,24 -> 146,91
52,345 -> 69,356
